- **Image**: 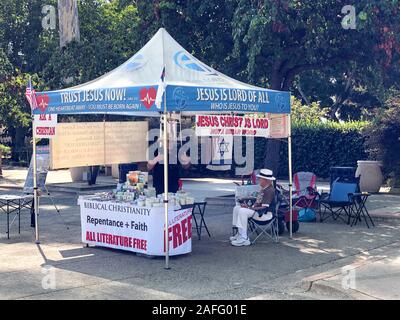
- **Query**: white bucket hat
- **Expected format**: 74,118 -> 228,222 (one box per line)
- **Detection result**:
256,169 -> 276,181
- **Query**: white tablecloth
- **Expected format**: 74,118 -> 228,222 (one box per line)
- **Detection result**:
78,197 -> 192,256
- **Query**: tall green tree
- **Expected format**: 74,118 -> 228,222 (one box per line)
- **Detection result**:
231,0 -> 400,175
135,0 -> 239,76
0,0 -> 51,161
1,0 -> 399,174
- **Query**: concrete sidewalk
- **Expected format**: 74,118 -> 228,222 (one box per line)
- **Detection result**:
299,244 -> 400,300
0,187 -> 399,299
1,166 -> 400,218
1,166 -> 400,300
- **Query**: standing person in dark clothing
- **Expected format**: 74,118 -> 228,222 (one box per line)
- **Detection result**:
147,139 -> 191,195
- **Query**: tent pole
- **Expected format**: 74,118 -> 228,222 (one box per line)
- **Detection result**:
288,114 -> 293,239
32,120 -> 40,244
163,99 -> 170,270
160,28 -> 170,269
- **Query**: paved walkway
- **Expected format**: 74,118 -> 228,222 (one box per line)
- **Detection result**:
1,167 -> 399,219
0,189 -> 399,300
1,166 -> 400,300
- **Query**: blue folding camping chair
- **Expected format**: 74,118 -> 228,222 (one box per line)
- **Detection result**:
318,177 -> 359,224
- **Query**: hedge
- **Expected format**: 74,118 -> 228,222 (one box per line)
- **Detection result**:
184,121 -> 370,179
277,121 -> 369,178
0,144 -> 11,156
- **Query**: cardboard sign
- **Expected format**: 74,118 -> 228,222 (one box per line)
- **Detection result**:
195,115 -> 270,137
267,113 -> 289,138
79,198 -> 192,256
23,145 -> 50,193
33,114 -> 57,138
50,121 -> 148,169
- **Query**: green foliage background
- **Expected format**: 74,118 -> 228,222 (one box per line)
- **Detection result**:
252,101 -> 369,178
364,91 -> 400,186
0,0 -> 399,181
278,122 -> 368,178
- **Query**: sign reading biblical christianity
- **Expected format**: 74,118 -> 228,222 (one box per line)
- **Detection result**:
79,198 -> 192,256
50,121 -> 148,169
32,85 -> 290,115
196,114 -> 271,137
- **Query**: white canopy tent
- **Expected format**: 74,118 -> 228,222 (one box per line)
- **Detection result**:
32,28 -> 292,268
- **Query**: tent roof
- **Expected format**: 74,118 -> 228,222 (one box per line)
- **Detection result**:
34,28 -> 290,115
66,28 -> 277,92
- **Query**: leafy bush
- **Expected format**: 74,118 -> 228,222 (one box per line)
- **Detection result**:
290,97 -> 329,123
0,144 -> 11,156
251,121 -> 369,179
185,99 -> 369,179
364,94 -> 400,187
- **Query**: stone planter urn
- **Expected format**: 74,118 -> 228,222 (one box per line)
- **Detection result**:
69,166 -> 87,182
355,160 -> 383,193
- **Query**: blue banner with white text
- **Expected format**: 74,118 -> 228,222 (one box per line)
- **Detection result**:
32,85 -> 162,115
166,85 -> 291,114
33,85 -> 291,115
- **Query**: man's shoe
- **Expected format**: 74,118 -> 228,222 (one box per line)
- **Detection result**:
231,237 -> 251,247
229,233 -> 240,242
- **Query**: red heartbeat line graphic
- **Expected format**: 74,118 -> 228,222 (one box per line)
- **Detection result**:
139,87 -> 156,109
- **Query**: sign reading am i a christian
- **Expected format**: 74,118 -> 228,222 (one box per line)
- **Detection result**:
32,86 -> 161,115
33,114 -> 57,138
195,114 -> 270,137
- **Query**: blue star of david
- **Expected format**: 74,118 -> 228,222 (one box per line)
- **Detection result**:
218,138 -> 230,157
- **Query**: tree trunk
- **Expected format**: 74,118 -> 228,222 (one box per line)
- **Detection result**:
58,0 -> 80,48
9,127 -> 18,162
0,149 -> 2,177
10,127 -> 28,164
263,139 -> 281,178
263,74 -> 286,178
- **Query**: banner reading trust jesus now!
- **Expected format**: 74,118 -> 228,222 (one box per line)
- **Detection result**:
195,114 -> 270,137
79,198 -> 192,256
32,86 -> 161,115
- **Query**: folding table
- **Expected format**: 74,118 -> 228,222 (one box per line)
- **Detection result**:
350,192 -> 375,228
0,195 -> 33,239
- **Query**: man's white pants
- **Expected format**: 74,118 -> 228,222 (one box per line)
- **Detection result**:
232,205 -> 273,238
232,205 -> 256,231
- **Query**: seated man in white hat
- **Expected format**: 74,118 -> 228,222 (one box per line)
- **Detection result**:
231,169 -> 276,246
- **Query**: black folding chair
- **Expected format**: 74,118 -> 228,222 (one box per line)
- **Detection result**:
319,177 -> 359,224
247,191 -> 280,244
180,202 -> 210,240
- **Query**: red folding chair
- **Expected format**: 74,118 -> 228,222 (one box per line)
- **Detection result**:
293,172 -> 319,210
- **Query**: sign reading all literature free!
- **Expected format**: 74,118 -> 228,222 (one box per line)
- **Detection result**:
33,114 -> 57,139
